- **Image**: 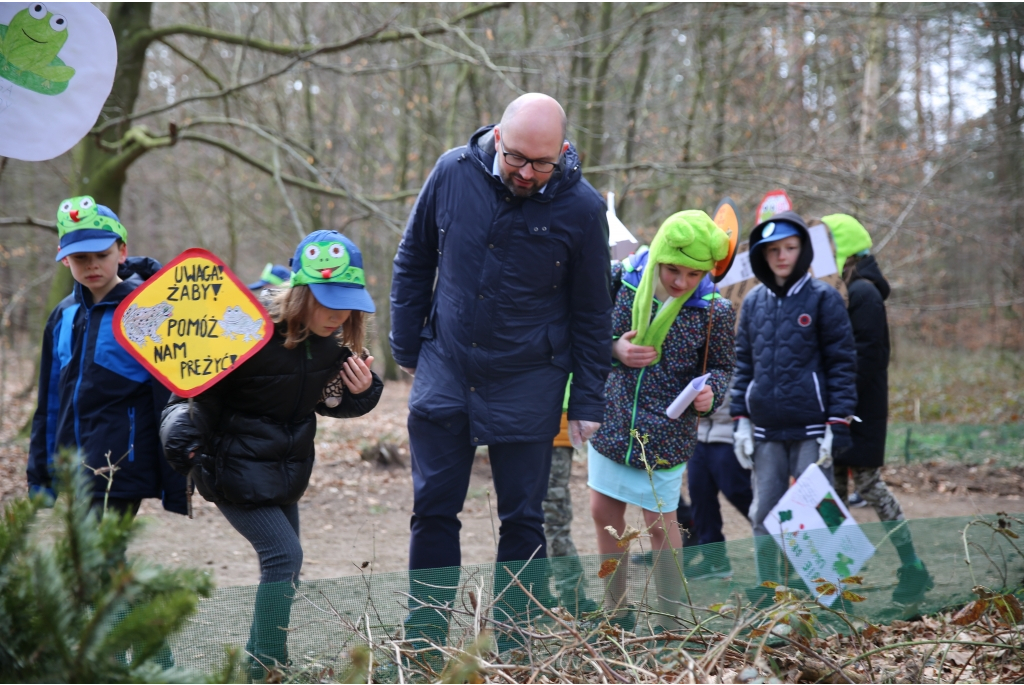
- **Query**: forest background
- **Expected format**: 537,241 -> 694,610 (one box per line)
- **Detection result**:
0,1 -> 1022,427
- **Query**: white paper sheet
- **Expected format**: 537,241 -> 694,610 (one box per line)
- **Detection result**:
666,373 -> 710,419
0,3 -> 117,161
763,464 -> 876,606
807,223 -> 838,278
606,192 -> 639,261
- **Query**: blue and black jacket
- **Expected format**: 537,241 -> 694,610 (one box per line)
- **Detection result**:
27,257 -> 187,513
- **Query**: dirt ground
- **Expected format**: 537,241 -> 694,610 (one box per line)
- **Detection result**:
2,379 -> 1021,588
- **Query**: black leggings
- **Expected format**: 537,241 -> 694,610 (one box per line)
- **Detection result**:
215,502 -> 302,669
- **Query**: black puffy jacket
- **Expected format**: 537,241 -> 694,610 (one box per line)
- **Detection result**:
160,327 -> 382,506
730,211 -> 858,442
835,255 -> 890,468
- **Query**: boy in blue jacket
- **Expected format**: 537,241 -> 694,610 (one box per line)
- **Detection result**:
27,196 -> 186,517
730,210 -> 857,589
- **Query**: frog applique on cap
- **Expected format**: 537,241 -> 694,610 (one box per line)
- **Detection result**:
290,230 -> 375,312
55,195 -> 127,261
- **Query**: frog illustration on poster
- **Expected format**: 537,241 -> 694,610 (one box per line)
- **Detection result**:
113,248 -> 274,398
0,3 -> 116,161
764,464 -> 876,607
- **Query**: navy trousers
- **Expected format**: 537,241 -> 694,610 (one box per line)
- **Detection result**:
406,412 -> 554,648
687,442 -> 754,546
407,412 -> 553,570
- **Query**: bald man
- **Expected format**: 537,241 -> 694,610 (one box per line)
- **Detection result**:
391,93 -> 612,641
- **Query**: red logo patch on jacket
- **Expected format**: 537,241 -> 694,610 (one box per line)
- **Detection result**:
798,313 -> 812,327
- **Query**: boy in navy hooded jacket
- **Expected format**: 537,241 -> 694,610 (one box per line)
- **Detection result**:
27,196 -> 186,517
730,210 -> 857,587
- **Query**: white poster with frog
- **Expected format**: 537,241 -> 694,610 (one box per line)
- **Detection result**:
763,464 -> 876,607
0,2 -> 117,161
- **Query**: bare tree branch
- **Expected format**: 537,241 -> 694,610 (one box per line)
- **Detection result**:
132,3 -> 509,55
0,217 -> 58,234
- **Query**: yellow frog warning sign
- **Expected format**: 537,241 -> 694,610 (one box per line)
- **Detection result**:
113,248 -> 274,397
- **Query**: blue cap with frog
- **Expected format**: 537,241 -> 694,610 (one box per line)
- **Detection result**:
290,230 -> 375,312
54,196 -> 127,261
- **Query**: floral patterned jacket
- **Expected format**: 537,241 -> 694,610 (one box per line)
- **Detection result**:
590,252 -> 735,470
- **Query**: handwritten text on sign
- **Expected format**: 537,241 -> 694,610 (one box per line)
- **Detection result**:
113,248 -> 273,397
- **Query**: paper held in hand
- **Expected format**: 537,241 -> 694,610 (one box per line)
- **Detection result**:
763,463 -> 876,607
666,373 -> 710,419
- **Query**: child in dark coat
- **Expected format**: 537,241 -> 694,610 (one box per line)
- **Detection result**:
161,230 -> 383,676
823,213 -> 934,604
28,196 -> 186,517
730,210 -> 857,589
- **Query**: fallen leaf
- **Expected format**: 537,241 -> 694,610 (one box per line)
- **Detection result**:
993,594 -> 1023,623
841,575 -> 865,585
952,599 -> 989,626
861,624 -> 880,639
598,558 -> 619,579
761,580 -> 780,589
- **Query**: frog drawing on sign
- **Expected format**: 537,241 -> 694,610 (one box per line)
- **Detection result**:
123,302 -> 173,346
0,3 -> 75,95
219,306 -> 263,342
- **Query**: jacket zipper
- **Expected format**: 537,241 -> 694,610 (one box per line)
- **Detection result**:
72,306 -> 93,447
624,297 -> 662,466
291,341 -> 308,424
127,407 -> 136,462
623,367 -> 646,466
812,372 -> 825,413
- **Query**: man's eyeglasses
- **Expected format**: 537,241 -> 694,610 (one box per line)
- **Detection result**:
498,139 -> 559,173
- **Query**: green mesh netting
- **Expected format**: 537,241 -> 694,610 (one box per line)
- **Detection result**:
887,422 -> 1024,464
168,515 -> 1023,673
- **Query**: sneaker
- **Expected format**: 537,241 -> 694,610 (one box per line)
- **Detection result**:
892,561 -> 935,604
848,492 -> 867,508
686,555 -> 733,580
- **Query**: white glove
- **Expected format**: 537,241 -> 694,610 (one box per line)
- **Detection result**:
816,424 -> 833,469
734,418 -> 754,470
568,420 -> 600,450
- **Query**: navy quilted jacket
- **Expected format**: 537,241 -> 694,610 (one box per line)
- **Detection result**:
730,212 -> 857,441
27,258 -> 187,513
390,125 -> 612,444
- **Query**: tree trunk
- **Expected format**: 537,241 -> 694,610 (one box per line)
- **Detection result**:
581,2 -> 615,170
44,2 -> 155,315
565,4 -> 593,137
857,2 -> 885,197
913,18 -> 927,151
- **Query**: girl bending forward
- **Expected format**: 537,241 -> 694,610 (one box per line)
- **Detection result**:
161,230 -> 383,676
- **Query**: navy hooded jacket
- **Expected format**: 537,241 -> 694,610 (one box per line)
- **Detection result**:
28,257 -> 187,513
730,211 -> 857,442
390,125 -> 613,444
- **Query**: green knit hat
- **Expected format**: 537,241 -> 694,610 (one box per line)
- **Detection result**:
632,210 -> 729,362
822,214 -> 872,273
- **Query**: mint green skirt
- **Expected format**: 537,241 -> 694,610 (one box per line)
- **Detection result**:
587,443 -> 685,513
